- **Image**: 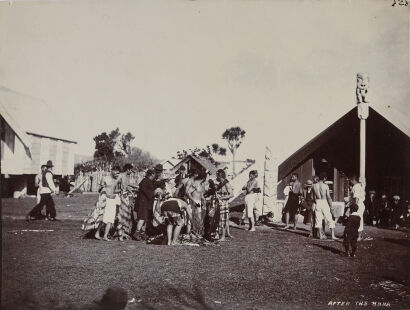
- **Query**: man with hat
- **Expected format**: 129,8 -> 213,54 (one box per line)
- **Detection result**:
378,193 -> 392,227
364,190 -> 377,225
301,179 -> 315,237
391,195 -> 404,230
27,160 -> 57,221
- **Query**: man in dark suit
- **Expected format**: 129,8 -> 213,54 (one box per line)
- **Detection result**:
134,169 -> 156,240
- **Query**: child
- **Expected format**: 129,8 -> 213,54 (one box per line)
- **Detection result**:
242,170 -> 261,231
343,203 -> 361,258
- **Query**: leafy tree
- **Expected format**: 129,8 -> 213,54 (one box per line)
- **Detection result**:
93,128 -> 135,162
222,126 -> 246,176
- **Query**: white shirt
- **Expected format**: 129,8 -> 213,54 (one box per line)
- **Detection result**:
40,171 -> 56,194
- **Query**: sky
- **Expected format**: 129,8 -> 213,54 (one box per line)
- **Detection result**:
0,0 -> 408,164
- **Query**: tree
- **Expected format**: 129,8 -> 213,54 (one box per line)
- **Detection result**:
93,128 -> 135,162
222,126 -> 246,177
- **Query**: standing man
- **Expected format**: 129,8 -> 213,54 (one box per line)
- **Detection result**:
350,175 -> 365,241
27,160 -> 57,221
134,169 -> 156,240
312,172 -> 338,240
283,173 -> 303,230
95,166 -> 122,241
364,190 -> 377,225
35,165 -> 47,205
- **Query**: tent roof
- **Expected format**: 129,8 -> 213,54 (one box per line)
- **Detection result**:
0,86 -> 77,143
278,105 -> 410,180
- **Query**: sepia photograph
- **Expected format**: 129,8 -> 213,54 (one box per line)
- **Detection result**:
0,0 -> 409,309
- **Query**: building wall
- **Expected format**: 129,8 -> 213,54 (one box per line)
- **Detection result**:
1,117 -> 76,178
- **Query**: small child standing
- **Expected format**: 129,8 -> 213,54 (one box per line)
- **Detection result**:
343,203 -> 361,257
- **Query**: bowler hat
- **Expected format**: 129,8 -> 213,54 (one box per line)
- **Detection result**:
154,164 -> 163,172
46,160 -> 54,168
369,190 -> 376,194
305,180 -> 313,187
95,287 -> 128,310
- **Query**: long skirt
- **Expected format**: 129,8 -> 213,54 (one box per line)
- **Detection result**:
191,201 -> 205,236
205,198 -> 220,237
218,200 -> 229,235
114,194 -> 133,238
82,194 -> 106,231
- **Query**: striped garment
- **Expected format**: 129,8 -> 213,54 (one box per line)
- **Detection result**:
113,194 -> 133,238
82,194 -> 106,231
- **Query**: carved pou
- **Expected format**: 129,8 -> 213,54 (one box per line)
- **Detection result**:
356,73 -> 369,104
356,73 -> 369,120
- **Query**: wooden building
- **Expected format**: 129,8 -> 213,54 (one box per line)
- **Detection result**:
277,106 -> 410,202
0,87 -> 77,197
171,155 -> 218,175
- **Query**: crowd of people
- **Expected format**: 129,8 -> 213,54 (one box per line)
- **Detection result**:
26,158 -> 409,253
281,172 -> 409,257
80,163 -> 263,245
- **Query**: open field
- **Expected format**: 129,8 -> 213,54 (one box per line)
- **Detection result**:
1,194 -> 409,309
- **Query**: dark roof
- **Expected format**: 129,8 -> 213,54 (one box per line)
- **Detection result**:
171,155 -> 218,175
278,107 -> 410,180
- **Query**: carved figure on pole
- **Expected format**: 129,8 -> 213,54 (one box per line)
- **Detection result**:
356,73 -> 369,120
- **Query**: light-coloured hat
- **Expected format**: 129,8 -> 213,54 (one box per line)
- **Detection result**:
393,195 -> 400,200
305,180 -> 313,187
368,190 -> 376,194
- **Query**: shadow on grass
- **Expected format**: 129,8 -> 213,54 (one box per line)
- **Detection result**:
140,285 -> 213,310
310,243 -> 342,255
383,238 -> 410,247
265,222 -> 311,238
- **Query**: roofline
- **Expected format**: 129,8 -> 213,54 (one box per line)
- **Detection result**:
26,132 -> 77,144
0,104 -> 32,149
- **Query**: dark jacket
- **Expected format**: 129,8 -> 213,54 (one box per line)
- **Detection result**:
134,177 -> 155,212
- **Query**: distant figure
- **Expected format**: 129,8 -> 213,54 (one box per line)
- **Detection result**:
343,203 -> 361,258
378,194 -> 392,227
282,173 -> 303,230
216,169 -> 233,241
34,165 -> 47,204
26,160 -> 57,221
312,172 -> 338,240
391,195 -> 404,230
160,198 -> 192,245
186,171 -> 209,236
242,170 -> 261,232
84,286 -> 128,310
349,176 -> 365,241
364,190 -> 377,225
302,179 -> 315,237
134,169 -> 156,240
95,166 -> 122,241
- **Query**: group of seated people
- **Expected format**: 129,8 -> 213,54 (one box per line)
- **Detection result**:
364,191 -> 409,229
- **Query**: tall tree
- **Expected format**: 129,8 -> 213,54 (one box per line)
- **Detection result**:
93,128 -> 135,162
222,126 -> 246,176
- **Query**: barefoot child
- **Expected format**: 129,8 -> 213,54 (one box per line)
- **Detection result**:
343,203 -> 361,257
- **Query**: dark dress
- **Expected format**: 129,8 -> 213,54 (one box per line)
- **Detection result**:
391,202 -> 404,227
378,199 -> 392,227
134,177 -> 155,221
364,196 -> 377,225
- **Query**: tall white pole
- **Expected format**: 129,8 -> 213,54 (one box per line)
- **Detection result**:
356,73 -> 370,190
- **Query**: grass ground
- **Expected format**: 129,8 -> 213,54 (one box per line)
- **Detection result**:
1,194 -> 409,309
